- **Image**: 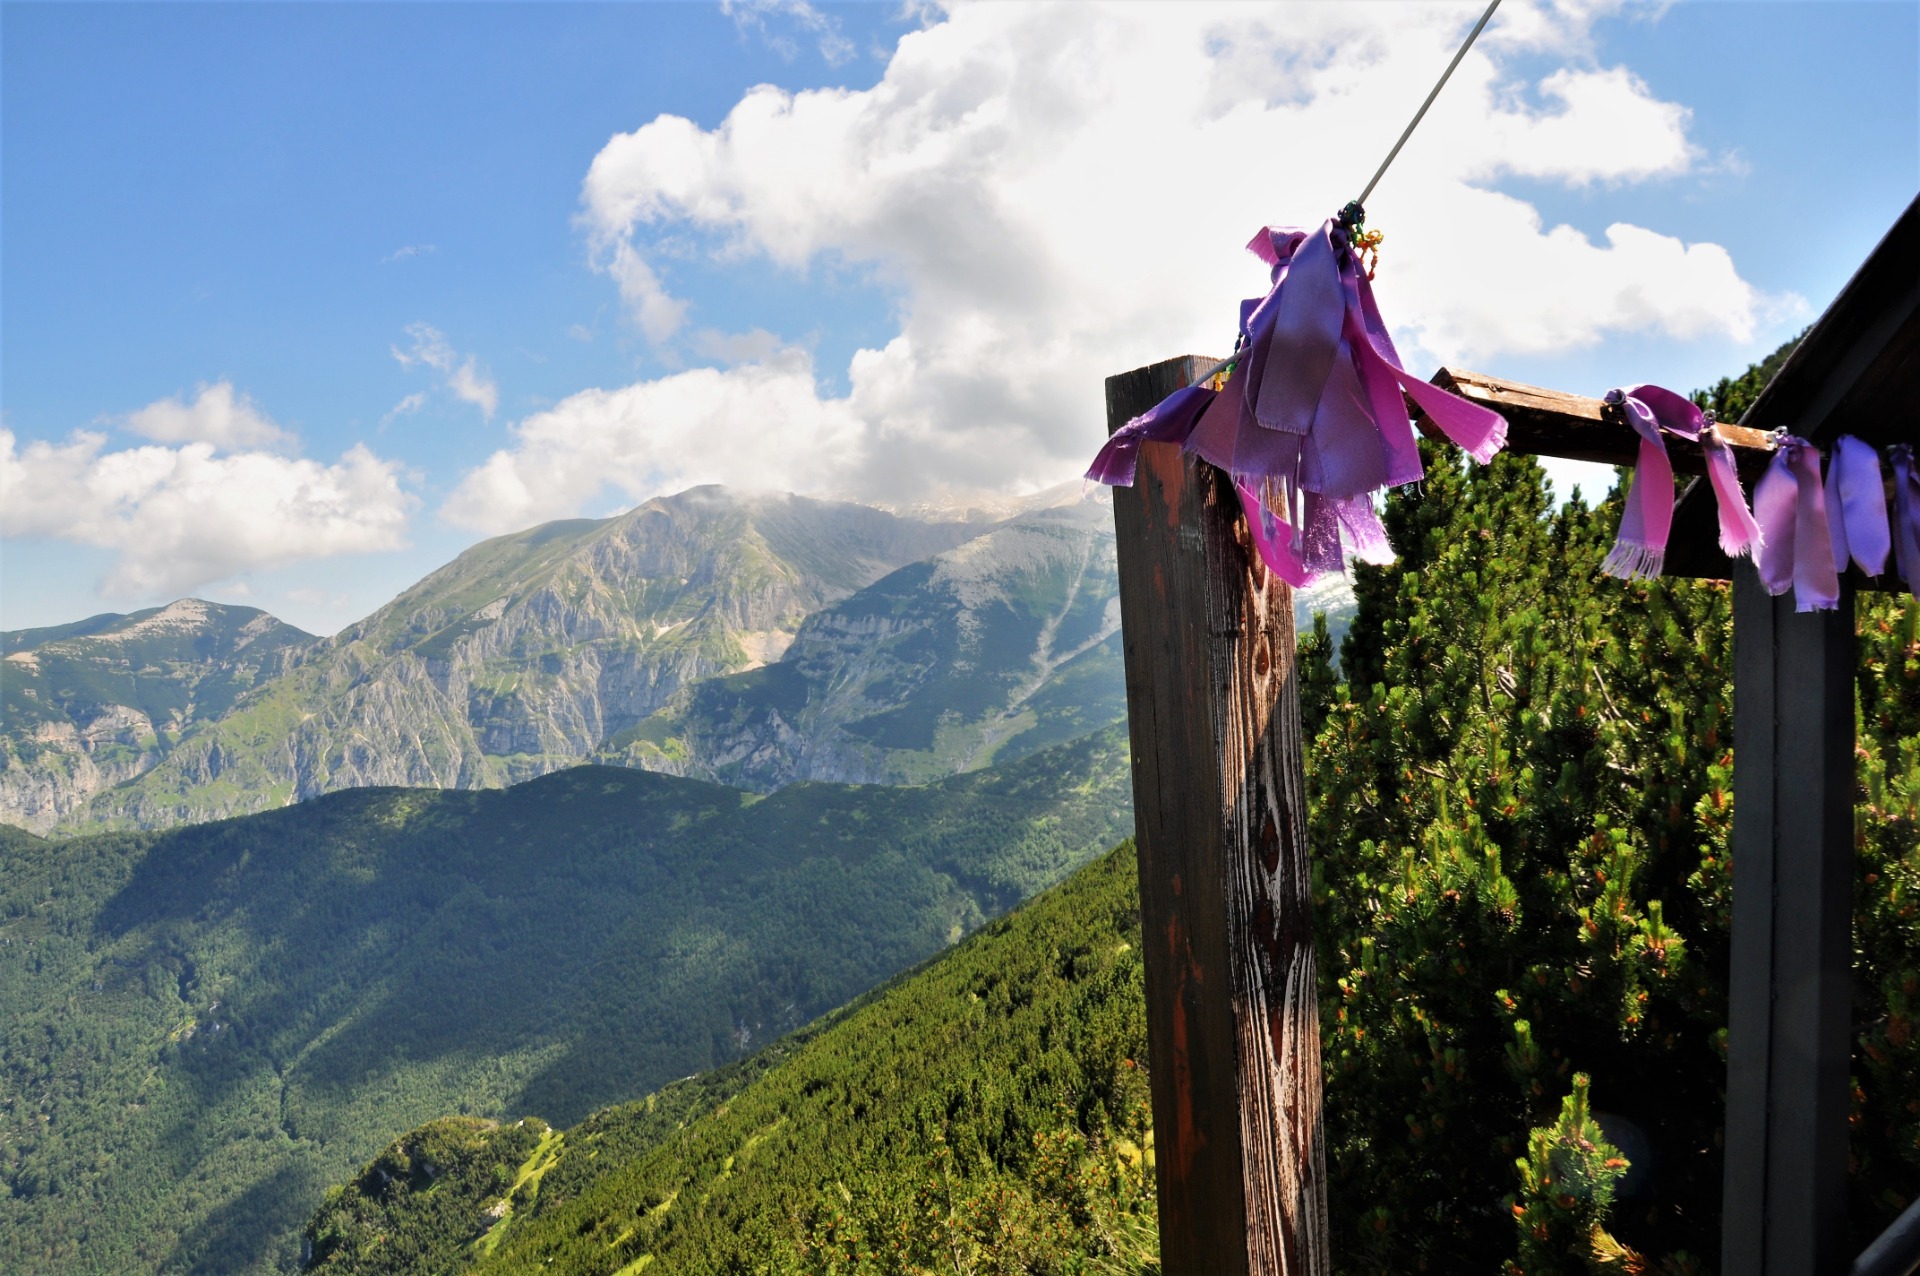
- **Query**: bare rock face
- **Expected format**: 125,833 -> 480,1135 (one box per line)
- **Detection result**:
51,488 -> 984,834
600,502 -> 1132,791
1,601 -> 313,834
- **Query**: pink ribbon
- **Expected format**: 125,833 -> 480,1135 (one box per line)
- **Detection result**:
1753,437 -> 1841,611
1600,384 -> 1761,581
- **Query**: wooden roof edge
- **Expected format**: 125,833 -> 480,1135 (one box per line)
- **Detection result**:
1731,192 -> 1920,442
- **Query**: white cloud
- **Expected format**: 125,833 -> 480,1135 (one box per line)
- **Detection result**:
122,381 -> 291,450
1,428 -> 413,599
466,0 -> 1767,530
442,348 -> 862,532
383,391 -> 429,423
722,0 -> 855,66
383,243 -> 438,263
392,322 -> 499,417
691,327 -> 787,365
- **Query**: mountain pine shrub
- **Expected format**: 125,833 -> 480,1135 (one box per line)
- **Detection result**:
1308,354 -> 1916,1268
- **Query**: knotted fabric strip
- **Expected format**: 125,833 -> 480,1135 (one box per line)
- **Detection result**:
1824,434 -> 1891,578
1753,437 -> 1842,611
1087,215 -> 1508,585
1600,383 -> 1762,580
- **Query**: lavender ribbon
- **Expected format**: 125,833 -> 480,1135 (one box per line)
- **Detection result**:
1087,216 -> 1508,583
1890,445 -> 1920,596
1087,382 -> 1217,489
1754,437 -> 1842,611
1600,384 -> 1762,580
1824,434 -> 1891,578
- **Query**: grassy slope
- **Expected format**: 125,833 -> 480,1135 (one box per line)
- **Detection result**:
308,843 -> 1157,1276
0,728 -> 1131,1274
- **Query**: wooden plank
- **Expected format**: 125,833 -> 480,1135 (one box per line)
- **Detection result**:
1421,367 -> 1776,472
1108,356 -> 1330,1275
1723,570 -> 1856,1275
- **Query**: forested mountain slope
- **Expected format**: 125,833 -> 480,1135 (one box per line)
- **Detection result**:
306,843 -> 1158,1276
0,601 -> 314,833
0,728 -> 1131,1274
62,489 -> 983,834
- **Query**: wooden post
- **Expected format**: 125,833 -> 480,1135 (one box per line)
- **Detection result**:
1723,569 -> 1856,1274
1107,356 -> 1330,1275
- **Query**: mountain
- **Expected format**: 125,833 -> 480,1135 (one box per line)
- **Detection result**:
600,502 -> 1128,790
305,842 -> 1156,1276
61,488 -> 983,834
0,728 -> 1132,1274
0,600 -> 315,833
12,484 -> 1353,839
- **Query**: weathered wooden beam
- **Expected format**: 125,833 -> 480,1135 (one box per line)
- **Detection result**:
1420,367 -> 1776,473
1723,570 -> 1856,1275
1108,355 -> 1329,1276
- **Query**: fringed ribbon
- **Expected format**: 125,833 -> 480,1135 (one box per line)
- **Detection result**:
1753,437 -> 1842,612
1086,213 -> 1508,583
1890,444 -> 1920,597
1600,384 -> 1762,580
1824,434 -> 1891,578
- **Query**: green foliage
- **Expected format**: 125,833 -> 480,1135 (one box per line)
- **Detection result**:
306,1116 -> 551,1274
1313,437 -> 1743,1267
0,729 -> 1132,1274
1504,1075 -> 1631,1275
1310,332 -> 1916,1268
311,844 -> 1158,1276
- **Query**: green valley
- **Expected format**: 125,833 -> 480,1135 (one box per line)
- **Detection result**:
306,842 -> 1158,1276
0,728 -> 1132,1274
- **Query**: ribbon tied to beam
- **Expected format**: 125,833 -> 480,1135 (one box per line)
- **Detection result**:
1088,211 -> 1509,587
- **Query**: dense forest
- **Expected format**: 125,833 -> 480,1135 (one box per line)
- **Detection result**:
307,843 -> 1159,1275
307,340 -> 1917,1274
0,729 -> 1132,1273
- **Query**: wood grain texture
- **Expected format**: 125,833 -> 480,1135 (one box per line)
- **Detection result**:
1108,356 -> 1329,1276
1723,572 -> 1856,1275
1422,367 -> 1776,471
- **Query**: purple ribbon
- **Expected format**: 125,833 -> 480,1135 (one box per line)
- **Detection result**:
1087,382 -> 1217,488
1890,444 -> 1920,596
1824,434 -> 1890,578
1086,216 -> 1508,583
1754,437 -> 1842,611
1600,384 -> 1762,580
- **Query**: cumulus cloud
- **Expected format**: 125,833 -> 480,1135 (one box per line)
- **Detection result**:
392,322 -> 500,417
1,428 -> 412,599
443,348 -> 863,532
460,0 -> 1768,531
122,381 -> 291,450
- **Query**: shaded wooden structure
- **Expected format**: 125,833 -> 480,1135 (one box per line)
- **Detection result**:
1107,194 -> 1918,1275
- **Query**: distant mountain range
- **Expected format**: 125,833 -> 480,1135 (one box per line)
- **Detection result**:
2,485 -> 1354,836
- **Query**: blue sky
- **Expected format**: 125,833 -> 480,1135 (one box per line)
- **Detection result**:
3,1 -> 1915,636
